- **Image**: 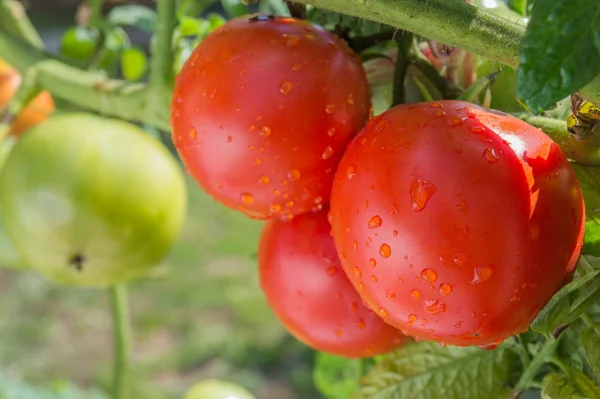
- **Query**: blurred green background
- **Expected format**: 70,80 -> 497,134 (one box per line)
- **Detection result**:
0,1 -> 321,398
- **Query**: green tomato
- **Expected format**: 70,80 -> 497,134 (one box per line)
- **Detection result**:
60,26 -> 100,61
0,113 -> 187,287
184,380 -> 256,399
476,58 -> 523,112
0,137 -> 26,269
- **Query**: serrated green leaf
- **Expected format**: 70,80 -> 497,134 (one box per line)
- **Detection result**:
107,5 -> 157,33
121,47 -> 148,82
313,353 -> 373,399
541,373 -> 585,399
581,327 -> 600,380
569,367 -> 600,398
178,16 -> 211,37
516,0 -> 600,112
531,266 -> 600,338
353,341 -> 518,399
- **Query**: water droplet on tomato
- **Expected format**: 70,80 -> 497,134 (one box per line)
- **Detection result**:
385,290 -> 396,302
470,125 -> 485,133
527,224 -> 540,240
454,252 -> 468,266
335,329 -> 343,337
189,127 -> 198,139
363,200 -> 369,210
270,203 -> 281,212
356,319 -> 366,329
431,102 -> 443,108
354,267 -> 362,278
409,314 -> 417,322
370,275 -> 377,282
259,176 -> 270,184
483,148 -> 500,163
322,146 -> 334,159
434,110 -> 446,118
369,258 -> 377,267
379,243 -> 391,258
283,34 -> 300,47
379,308 -> 389,318
411,289 -> 420,300
449,116 -> 465,127
287,169 -> 301,181
471,265 -> 495,284
358,282 -> 365,290
410,178 -> 437,212
456,194 -> 468,215
346,95 -> 354,105
421,268 -> 437,283
439,283 -> 452,296
368,215 -> 382,229
325,104 -> 335,114
286,201 -> 294,208
241,193 -> 254,204
327,127 -> 336,137
327,267 -> 337,276
352,240 -> 358,250
279,80 -> 293,95
260,126 -> 272,138
346,165 -> 356,179
424,299 -> 446,314
226,135 -> 232,143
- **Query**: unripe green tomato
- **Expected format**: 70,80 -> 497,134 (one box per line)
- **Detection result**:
60,26 -> 100,61
0,113 -> 187,287
184,380 -> 256,399
476,58 -> 522,112
97,27 -> 130,73
0,137 -> 26,269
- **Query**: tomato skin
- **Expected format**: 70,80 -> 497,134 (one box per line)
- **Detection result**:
184,380 -> 256,399
171,15 -> 371,220
0,59 -> 54,136
330,100 -> 585,347
259,208 -> 408,358
0,113 -> 187,287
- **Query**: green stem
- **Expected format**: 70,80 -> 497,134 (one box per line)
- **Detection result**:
513,337 -> 560,392
0,67 -> 41,142
291,0 -> 600,106
149,0 -> 177,91
392,33 -> 412,107
515,114 -> 600,166
0,0 -> 44,49
110,285 -> 132,399
89,0 -> 104,26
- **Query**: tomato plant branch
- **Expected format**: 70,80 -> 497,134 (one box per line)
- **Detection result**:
0,0 -> 44,49
110,284 -> 132,399
391,33 -> 412,107
292,0 -> 600,106
149,0 -> 176,92
513,336 -> 560,392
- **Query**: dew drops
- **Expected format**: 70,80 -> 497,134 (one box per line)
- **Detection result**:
287,169 -> 301,181
368,215 -> 382,229
374,118 -> 391,131
470,125 -> 485,133
259,176 -> 270,184
354,267 -> 362,278
346,165 -> 356,179
527,224 -> 540,240
327,127 -> 336,137
370,275 -> 377,282
260,126 -> 272,138
431,102 -> 443,108
411,289 -> 420,300
325,103 -> 335,114
283,34 -> 300,47
379,308 -> 389,318
483,148 -> 500,163
227,135 -> 232,143
421,268 -> 437,283
346,94 -> 354,105
449,116 -> 465,127
363,200 -> 369,210
410,178 -> 437,212
439,283 -> 453,296
279,80 -> 293,95
286,201 -> 294,208
358,282 -> 365,290
322,146 -> 334,159
254,158 -> 261,165
379,243 -> 391,258
189,127 -> 198,139
434,110 -> 446,118
456,194 -> 468,215
409,314 -> 417,322
327,267 -> 337,276
454,252 -> 468,267
369,258 -> 377,267
471,265 -> 495,284
352,240 -> 358,250
424,299 -> 446,314
240,193 -> 254,204
356,319 -> 366,329
270,203 -> 282,212
335,329 -> 343,337
393,230 -> 399,236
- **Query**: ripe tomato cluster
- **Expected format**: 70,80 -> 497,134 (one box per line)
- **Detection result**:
171,15 -> 585,356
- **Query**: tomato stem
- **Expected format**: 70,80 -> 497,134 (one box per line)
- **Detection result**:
110,284 -> 132,399
391,33 -> 412,107
0,0 -> 44,50
513,336 -> 561,393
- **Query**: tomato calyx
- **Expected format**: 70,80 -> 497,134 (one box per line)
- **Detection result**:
69,253 -> 86,272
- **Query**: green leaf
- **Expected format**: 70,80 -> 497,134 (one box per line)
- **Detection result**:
570,367 -> 600,398
106,5 -> 157,33
581,327 -> 600,380
221,0 -> 248,18
541,373 -> 586,399
571,165 -> 600,257
516,0 -> 600,112
121,47 -> 148,82
178,16 -> 211,37
353,341 -> 518,399
531,266 -> 600,338
313,353 -> 373,399
507,0 -> 528,16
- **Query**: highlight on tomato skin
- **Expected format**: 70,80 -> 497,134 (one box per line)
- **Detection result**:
329,100 -> 585,348
258,207 -> 409,359
171,15 -> 371,222
0,58 -> 55,136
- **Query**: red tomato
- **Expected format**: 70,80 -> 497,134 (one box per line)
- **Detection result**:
259,208 -> 408,358
171,15 -> 371,220
330,100 -> 585,347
